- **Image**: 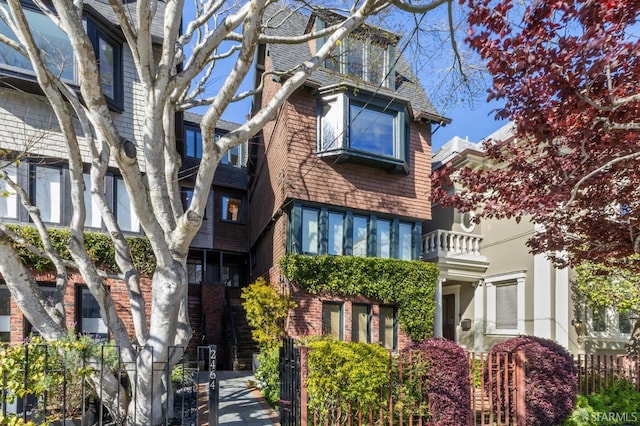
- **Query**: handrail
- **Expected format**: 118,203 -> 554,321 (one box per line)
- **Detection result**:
225,289 -> 239,369
422,229 -> 483,259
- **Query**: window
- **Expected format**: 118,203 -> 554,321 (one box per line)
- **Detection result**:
83,173 -> 102,228
290,205 -> 420,260
376,219 -> 391,258
317,90 -> 409,172
86,20 -> 123,110
115,177 -> 140,232
0,285 -> 10,342
0,163 -> 18,219
328,212 -> 344,255
78,288 -> 108,340
221,195 -> 242,222
33,165 -> 62,224
589,307 -> 634,336
352,215 -> 368,257
322,302 -> 342,339
187,258 -> 203,284
379,306 -> 397,350
486,272 -> 525,335
324,33 -> 394,87
351,304 -> 370,343
185,125 -> 203,159
221,140 -> 244,168
301,208 -> 319,254
0,5 -> 75,81
398,222 -> 413,261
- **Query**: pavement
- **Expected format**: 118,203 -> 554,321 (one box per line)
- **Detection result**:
198,370 -> 281,425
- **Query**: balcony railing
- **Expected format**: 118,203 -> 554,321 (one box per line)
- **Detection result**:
422,230 -> 483,260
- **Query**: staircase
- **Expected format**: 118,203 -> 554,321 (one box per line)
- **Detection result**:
225,288 -> 258,370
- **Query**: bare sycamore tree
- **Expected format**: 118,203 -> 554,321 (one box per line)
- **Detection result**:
0,0 -> 455,423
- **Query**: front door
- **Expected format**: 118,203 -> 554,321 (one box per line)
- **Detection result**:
443,294 -> 456,341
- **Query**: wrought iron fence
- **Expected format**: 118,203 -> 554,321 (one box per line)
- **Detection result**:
0,341 -> 215,426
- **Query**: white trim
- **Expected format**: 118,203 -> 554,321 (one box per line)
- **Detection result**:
486,271 -> 526,335
534,253 -> 552,338
474,280 -> 484,352
555,266 -> 570,348
434,275 -> 445,338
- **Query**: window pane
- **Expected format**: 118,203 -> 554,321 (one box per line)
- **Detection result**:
116,178 -> 140,232
222,145 -> 242,167
350,104 -> 395,157
591,309 -> 607,332
302,208 -> 319,254
352,216 -> 368,257
376,219 -> 391,258
346,38 -> 364,79
399,222 -> 413,260
81,289 -> 108,339
185,128 -> 202,158
0,163 -> 18,219
322,303 -> 342,339
379,306 -> 396,350
352,304 -> 370,343
496,284 -> 517,329
221,196 -> 242,222
83,174 -> 102,228
35,166 -> 61,223
99,37 -> 115,99
187,259 -> 203,284
0,285 -> 8,341
368,43 -> 385,84
619,311 -> 632,334
328,212 -> 344,255
0,8 -> 75,81
320,99 -> 341,151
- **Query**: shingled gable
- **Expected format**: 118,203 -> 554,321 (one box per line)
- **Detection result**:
82,0 -> 166,43
262,5 -> 449,124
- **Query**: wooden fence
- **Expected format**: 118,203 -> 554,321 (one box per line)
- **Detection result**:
574,353 -> 640,394
284,345 -> 526,426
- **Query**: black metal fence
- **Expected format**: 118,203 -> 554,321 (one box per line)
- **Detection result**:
279,337 -> 301,426
0,341 -> 216,425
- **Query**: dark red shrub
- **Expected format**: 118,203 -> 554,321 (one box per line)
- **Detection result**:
402,338 -> 471,426
489,336 -> 577,425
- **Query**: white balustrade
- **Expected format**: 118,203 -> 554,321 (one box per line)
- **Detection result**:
422,229 -> 483,259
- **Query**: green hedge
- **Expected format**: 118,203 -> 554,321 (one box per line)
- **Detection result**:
8,225 -> 155,276
279,254 -> 438,341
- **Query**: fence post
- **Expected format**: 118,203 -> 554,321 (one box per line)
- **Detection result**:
514,351 -> 526,426
300,346 -> 308,426
208,345 -> 219,426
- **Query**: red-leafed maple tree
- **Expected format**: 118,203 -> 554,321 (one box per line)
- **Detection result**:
434,0 -> 640,268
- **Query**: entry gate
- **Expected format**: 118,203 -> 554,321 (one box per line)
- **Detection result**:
279,338 -> 301,426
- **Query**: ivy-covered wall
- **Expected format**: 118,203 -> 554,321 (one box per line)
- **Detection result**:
279,254 -> 438,341
8,225 -> 155,275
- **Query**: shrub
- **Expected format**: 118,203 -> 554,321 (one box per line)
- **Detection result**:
254,345 -> 280,407
563,379 -> 640,425
490,336 -> 577,425
401,338 -> 471,426
241,277 -> 296,350
305,339 -> 389,422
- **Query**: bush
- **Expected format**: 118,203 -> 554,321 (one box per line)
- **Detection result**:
563,379 -> 640,425
401,338 -> 471,426
490,336 -> 577,425
254,345 -> 280,407
305,339 -> 389,422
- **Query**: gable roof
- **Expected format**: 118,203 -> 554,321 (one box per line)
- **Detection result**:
262,6 -> 448,123
83,0 -> 165,42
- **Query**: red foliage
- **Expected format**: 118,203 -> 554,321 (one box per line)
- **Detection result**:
403,338 -> 471,426
434,0 -> 640,267
489,336 -> 577,425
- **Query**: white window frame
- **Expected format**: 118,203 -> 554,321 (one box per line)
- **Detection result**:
486,271 -> 526,335
587,306 -> 633,339
115,177 -> 140,233
34,165 -> 62,224
0,163 -> 18,219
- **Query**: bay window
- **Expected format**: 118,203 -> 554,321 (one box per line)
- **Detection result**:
317,88 -> 409,172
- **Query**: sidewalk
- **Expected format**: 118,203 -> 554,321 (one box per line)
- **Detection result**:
198,370 -> 280,425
